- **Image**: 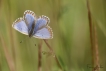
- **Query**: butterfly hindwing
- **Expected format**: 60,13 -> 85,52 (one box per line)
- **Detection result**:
12,18 -> 28,35
33,26 -> 53,39
33,15 -> 50,34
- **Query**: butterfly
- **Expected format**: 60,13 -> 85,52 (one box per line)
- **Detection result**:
12,10 -> 53,39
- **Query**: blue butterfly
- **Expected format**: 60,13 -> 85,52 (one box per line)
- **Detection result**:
12,10 -> 53,39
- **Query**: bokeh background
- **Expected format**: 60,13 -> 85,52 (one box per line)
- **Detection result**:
0,0 -> 106,71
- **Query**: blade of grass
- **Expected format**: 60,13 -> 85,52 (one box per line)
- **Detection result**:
0,35 -> 15,71
38,40 -> 43,71
43,39 -> 63,70
87,0 -> 100,71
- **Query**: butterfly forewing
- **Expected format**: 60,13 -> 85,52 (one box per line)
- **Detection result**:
24,10 -> 36,35
12,18 -> 28,35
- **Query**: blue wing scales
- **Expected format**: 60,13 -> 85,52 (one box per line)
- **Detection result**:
33,26 -> 53,39
12,18 -> 28,35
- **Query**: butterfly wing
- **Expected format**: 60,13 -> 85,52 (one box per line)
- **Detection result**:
33,26 -> 53,39
33,15 -> 50,34
12,18 -> 28,35
24,10 -> 36,34
37,15 -> 50,26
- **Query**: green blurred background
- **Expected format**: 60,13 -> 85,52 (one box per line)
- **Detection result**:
0,0 -> 106,71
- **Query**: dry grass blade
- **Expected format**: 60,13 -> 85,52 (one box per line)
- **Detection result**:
87,0 -> 100,71
0,36 -> 15,71
38,40 -> 43,71
43,39 -> 63,70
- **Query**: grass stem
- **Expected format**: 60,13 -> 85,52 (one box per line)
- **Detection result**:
43,39 -> 63,70
0,36 -> 15,71
87,0 -> 100,71
38,40 -> 43,71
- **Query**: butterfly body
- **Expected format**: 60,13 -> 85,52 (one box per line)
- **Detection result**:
12,10 -> 53,39
28,21 -> 35,37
